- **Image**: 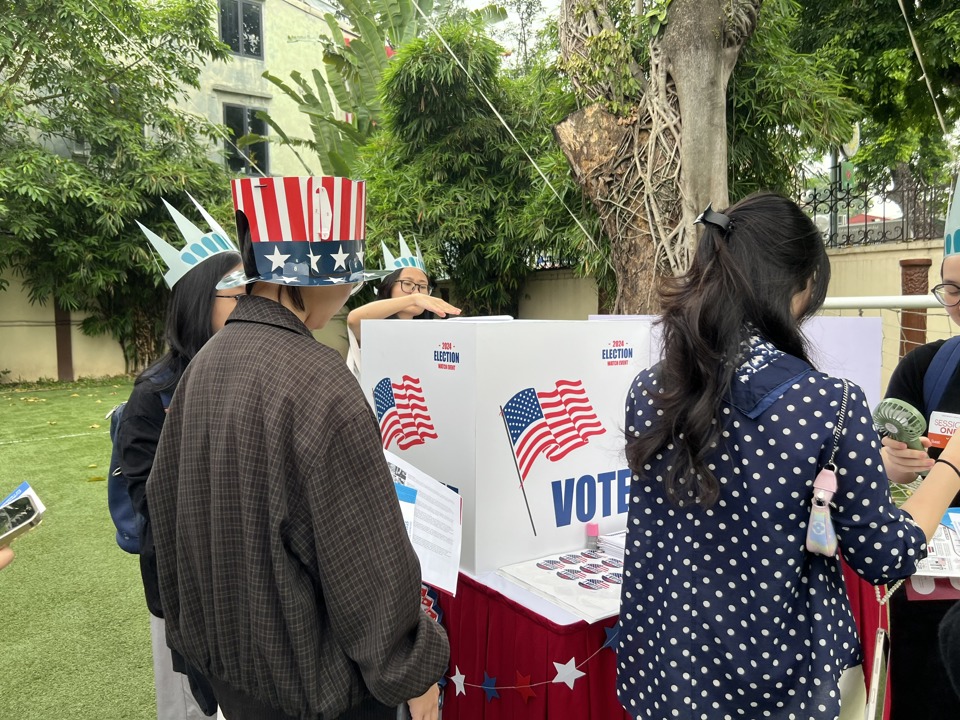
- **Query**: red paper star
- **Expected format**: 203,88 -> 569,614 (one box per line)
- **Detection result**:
515,671 -> 536,703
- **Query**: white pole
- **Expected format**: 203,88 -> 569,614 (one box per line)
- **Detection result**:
821,295 -> 941,310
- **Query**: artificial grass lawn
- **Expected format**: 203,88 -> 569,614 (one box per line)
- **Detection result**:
0,377 -> 154,720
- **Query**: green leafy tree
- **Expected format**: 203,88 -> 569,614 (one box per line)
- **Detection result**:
259,0 -> 507,178
794,0 -> 960,235
796,0 -> 960,184
555,0 -> 859,312
359,21 -> 603,315
0,0 -> 234,371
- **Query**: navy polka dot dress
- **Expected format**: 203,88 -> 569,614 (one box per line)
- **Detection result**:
617,336 -> 927,720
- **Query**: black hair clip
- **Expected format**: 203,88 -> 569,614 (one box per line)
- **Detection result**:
694,203 -> 733,233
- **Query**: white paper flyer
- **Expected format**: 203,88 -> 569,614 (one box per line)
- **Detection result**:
385,450 -> 463,595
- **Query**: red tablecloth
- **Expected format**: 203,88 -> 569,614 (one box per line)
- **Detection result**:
440,573 -> 630,719
441,567 -> 889,719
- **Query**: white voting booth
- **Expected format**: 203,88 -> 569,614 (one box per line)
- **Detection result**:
360,315 -> 882,576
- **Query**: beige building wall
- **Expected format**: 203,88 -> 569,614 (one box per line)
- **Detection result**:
0,273 -> 126,382
823,239 -> 951,389
0,274 -> 60,381
518,269 -> 599,319
184,0 -> 340,178
4,247 -> 952,383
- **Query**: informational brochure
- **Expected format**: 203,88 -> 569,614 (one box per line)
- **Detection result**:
914,511 -> 960,578
497,548 -> 623,623
385,450 -> 463,596
907,511 -> 960,601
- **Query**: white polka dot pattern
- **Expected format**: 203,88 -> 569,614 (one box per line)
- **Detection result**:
617,337 -> 927,720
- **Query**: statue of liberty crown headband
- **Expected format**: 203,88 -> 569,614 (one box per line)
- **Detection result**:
381,232 -> 426,273
137,195 -> 239,290
944,179 -> 960,257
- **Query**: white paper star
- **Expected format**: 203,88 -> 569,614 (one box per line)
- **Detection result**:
451,667 -> 466,696
279,275 -> 298,284
552,657 -> 585,690
356,248 -> 365,266
307,250 -> 323,272
329,276 -> 346,284
331,244 -> 350,270
265,247 -> 291,271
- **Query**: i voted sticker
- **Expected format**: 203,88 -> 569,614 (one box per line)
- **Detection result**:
580,563 -> 606,574
579,578 -> 610,591
537,559 -> 564,571
602,573 -> 622,584
602,557 -> 623,568
557,569 -> 586,580
559,553 -> 586,564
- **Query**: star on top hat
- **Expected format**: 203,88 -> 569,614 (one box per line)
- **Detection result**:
945,179 -> 960,257
137,195 -> 239,289
381,233 -> 426,273
224,176 -> 368,288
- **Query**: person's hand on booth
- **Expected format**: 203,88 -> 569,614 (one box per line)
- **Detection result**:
406,683 -> 440,720
881,434 -> 935,483
403,293 -> 460,319
348,294 -> 461,343
0,546 -> 14,570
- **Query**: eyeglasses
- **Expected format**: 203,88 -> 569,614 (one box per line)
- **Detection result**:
933,283 -> 960,307
398,279 -> 432,295
215,294 -> 241,301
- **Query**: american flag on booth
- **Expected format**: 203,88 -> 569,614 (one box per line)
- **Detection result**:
501,380 -> 605,481
373,376 -> 438,450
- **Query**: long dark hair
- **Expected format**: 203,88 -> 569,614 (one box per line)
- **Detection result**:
377,269 -> 404,300
140,252 -> 241,393
625,192 -> 830,508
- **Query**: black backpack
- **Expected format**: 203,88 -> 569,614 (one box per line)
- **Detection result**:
107,389 -> 171,554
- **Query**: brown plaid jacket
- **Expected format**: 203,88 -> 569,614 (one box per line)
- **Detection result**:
147,295 -> 449,719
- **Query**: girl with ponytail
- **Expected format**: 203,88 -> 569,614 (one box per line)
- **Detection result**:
616,192 -> 960,720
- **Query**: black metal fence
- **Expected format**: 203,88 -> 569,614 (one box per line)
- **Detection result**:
795,170 -> 954,249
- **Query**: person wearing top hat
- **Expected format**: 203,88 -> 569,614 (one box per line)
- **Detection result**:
120,196 -> 244,720
345,235 -> 460,381
880,180 -> 960,719
147,176 -> 449,720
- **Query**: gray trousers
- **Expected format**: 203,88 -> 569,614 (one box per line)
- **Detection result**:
150,614 -> 209,720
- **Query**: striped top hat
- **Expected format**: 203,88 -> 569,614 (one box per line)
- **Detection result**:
137,195 -> 240,289
945,179 -> 960,257
222,176 -> 367,288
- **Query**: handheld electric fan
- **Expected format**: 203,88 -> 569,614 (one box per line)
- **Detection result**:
872,398 -> 926,451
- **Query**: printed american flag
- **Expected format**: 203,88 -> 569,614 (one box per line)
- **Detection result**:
502,380 -> 605,481
373,376 -> 438,450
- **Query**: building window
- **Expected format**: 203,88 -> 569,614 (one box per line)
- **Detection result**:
224,104 -> 269,175
219,0 -> 262,59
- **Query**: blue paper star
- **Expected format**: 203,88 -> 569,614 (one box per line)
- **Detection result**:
481,672 -> 500,702
602,624 -> 619,650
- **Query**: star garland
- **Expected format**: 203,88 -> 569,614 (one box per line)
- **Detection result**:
448,624 -> 619,702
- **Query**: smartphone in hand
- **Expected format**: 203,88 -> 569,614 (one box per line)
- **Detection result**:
0,482 -> 45,548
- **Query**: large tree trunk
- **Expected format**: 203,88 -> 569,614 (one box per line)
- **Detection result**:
556,0 -> 761,314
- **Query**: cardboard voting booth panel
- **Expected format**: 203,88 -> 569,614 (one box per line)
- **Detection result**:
361,319 -> 656,574
361,316 -> 882,576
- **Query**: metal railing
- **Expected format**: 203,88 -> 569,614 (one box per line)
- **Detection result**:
795,170 -> 953,248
